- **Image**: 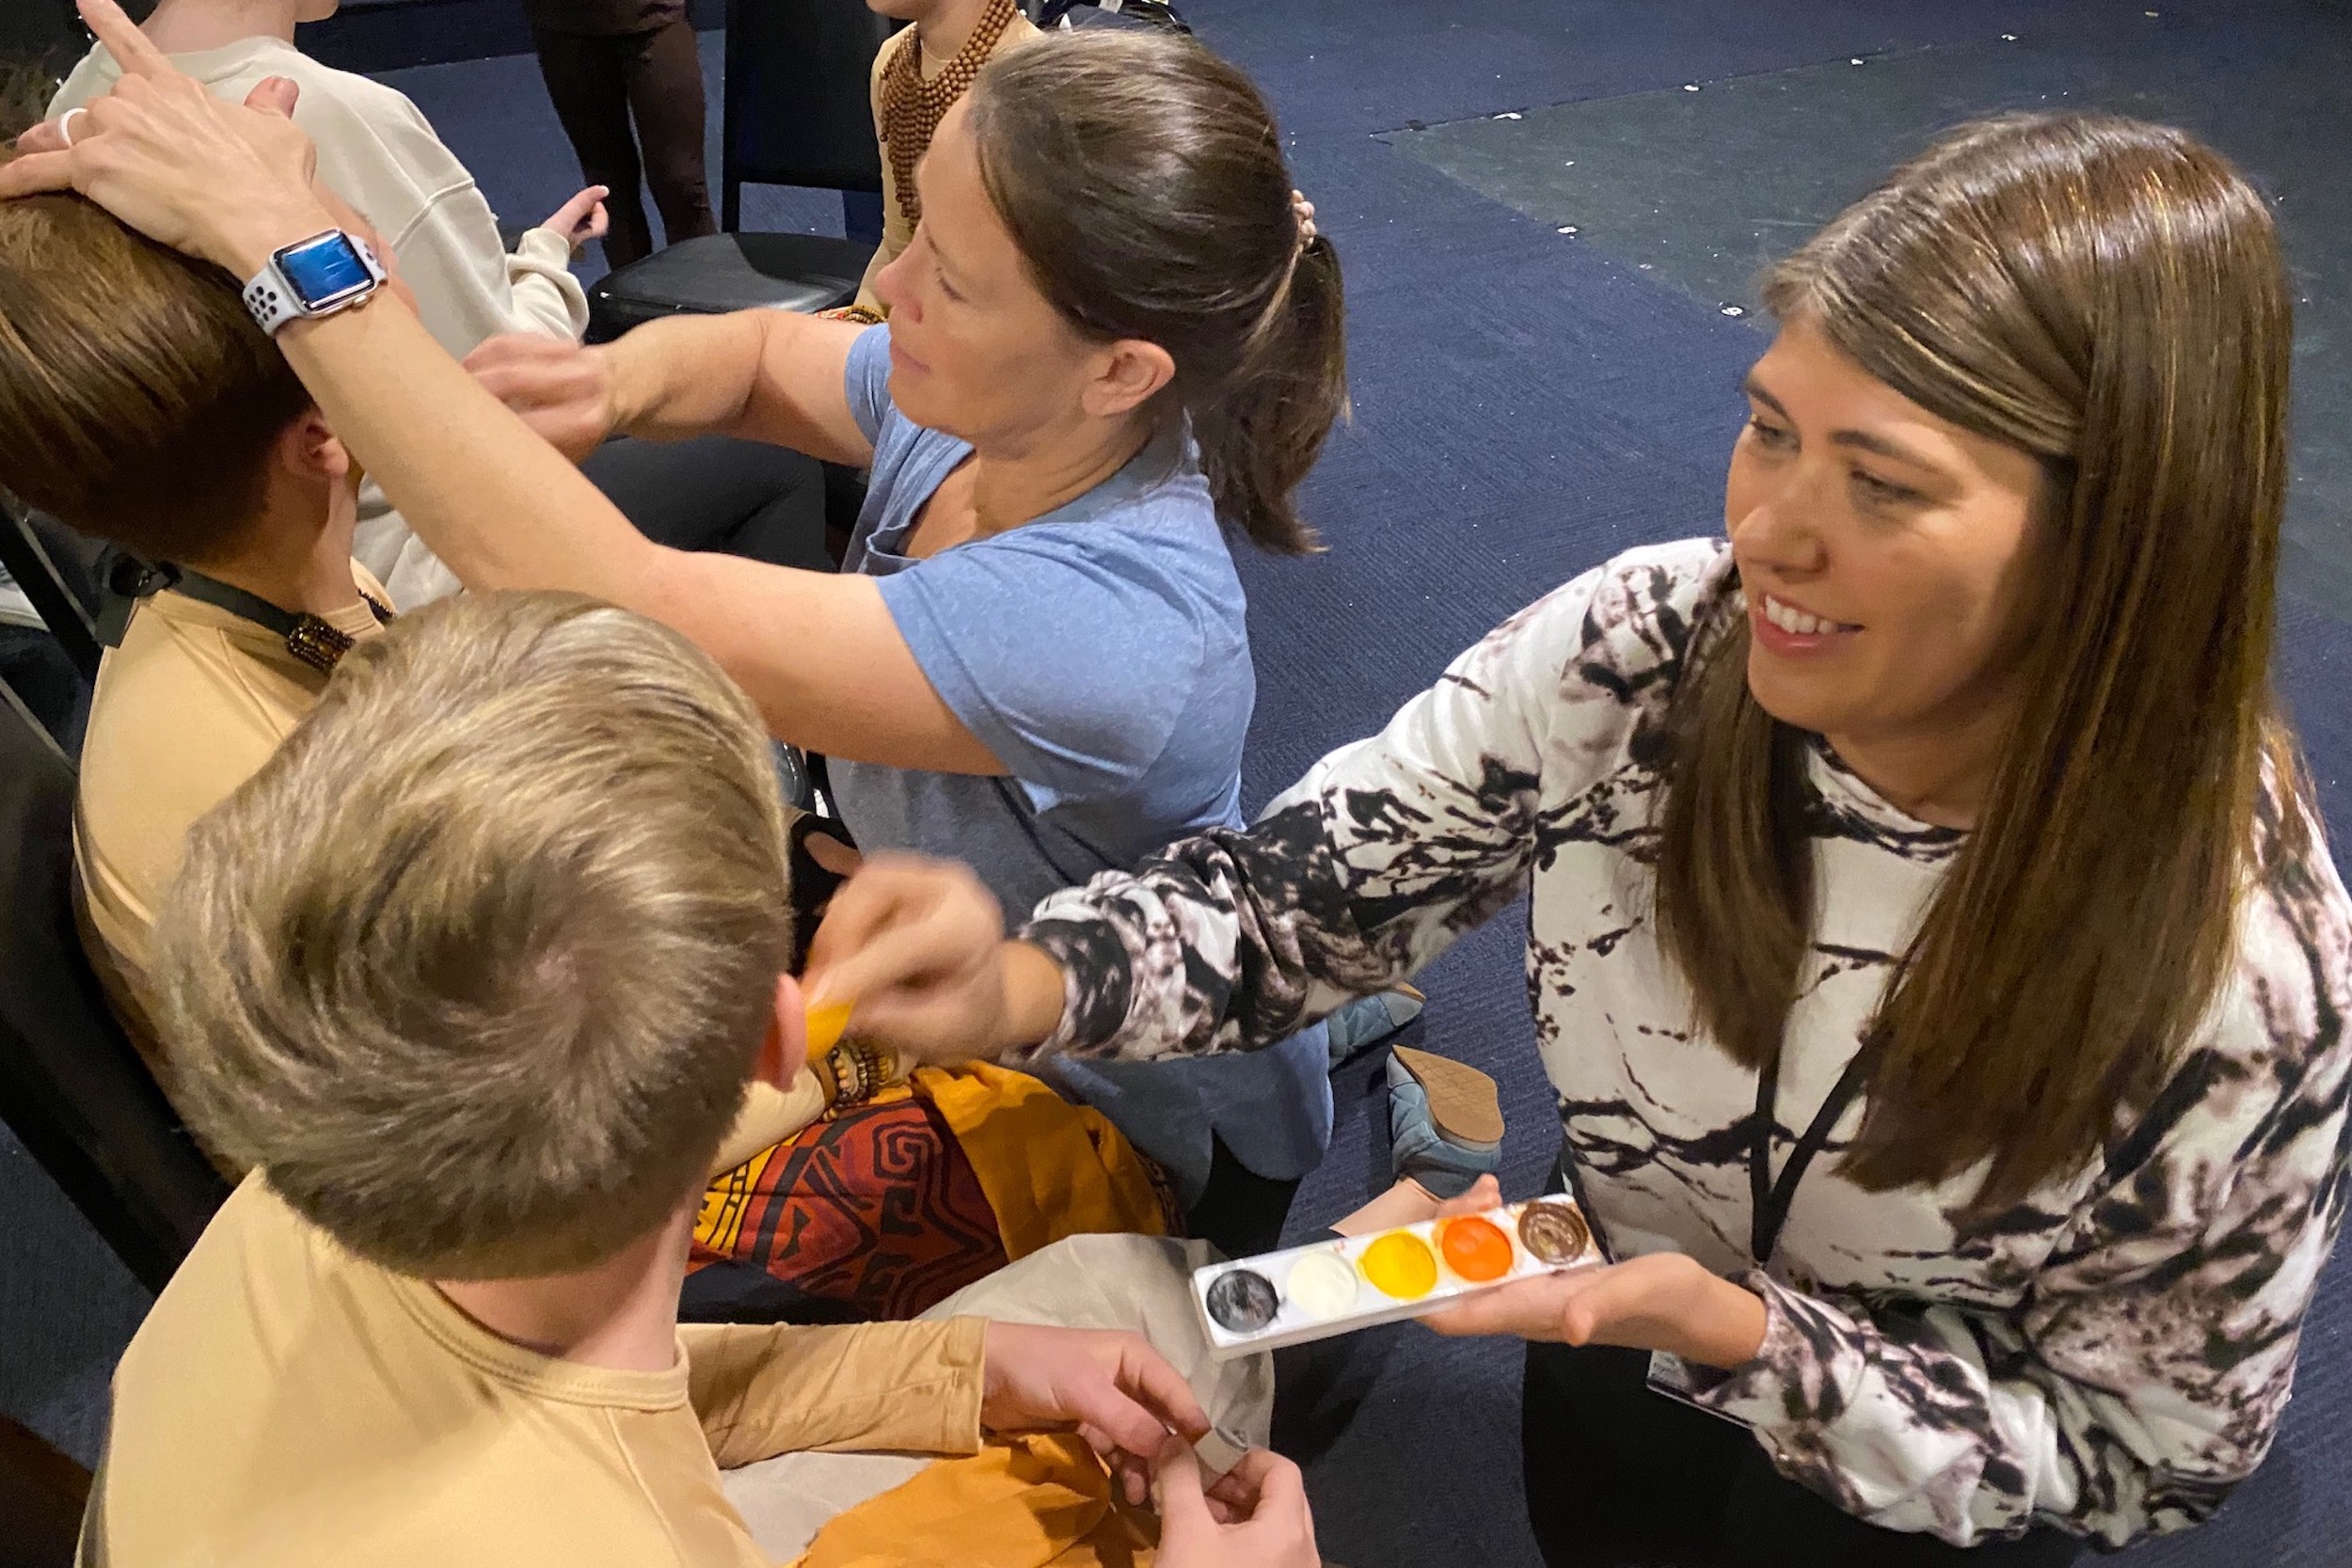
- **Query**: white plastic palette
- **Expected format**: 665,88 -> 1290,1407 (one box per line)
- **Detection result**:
1190,1197 -> 1603,1358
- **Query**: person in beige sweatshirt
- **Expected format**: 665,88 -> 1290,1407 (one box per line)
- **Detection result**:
85,585 -> 1320,1568
48,0 -> 601,607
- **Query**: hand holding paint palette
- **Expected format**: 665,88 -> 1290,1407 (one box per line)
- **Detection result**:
1191,1197 -> 1601,1357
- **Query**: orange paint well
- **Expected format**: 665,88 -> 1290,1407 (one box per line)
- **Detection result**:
1440,1216 -> 1514,1282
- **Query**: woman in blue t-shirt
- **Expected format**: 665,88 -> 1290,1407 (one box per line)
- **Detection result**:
40,24 -> 1481,1302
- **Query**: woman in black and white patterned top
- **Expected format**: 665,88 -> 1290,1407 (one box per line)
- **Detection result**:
813,114 -> 2352,1565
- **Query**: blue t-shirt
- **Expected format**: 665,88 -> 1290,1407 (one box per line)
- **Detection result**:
829,325 -> 1254,917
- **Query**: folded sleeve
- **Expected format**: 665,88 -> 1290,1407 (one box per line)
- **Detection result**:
875,530 -> 1208,811
1655,873 -> 2352,1547
503,226 -> 591,341
684,1316 -> 988,1468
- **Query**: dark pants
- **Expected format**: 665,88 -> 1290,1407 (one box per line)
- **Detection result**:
1521,1340 -> 2085,1567
580,435 -> 832,572
530,18 -> 715,269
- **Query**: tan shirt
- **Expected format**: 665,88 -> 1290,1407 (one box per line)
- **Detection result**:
53,38 -> 590,607
73,567 -> 389,1062
854,13 -> 1040,313
84,1176 -> 988,1568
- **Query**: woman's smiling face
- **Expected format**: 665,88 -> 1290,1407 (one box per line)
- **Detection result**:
1724,316 -> 2050,776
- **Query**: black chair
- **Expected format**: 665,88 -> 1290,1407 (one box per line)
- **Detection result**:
1,500 -> 103,686
586,0 -> 897,341
0,679 -> 230,1294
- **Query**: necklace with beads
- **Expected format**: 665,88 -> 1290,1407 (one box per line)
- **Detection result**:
879,0 -> 1017,228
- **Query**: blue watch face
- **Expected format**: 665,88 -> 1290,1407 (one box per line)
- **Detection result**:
276,231 -> 375,310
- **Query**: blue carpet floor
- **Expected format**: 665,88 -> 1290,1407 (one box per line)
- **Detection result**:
2,6 -> 2344,1564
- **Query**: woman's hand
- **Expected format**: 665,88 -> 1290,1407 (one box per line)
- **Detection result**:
540,184 -> 610,256
0,0 -> 332,277
464,335 -> 623,463
803,855 -> 1066,1064
979,1323 -> 1211,1504
1152,1439 -> 1320,1568
1423,1250 -> 1770,1370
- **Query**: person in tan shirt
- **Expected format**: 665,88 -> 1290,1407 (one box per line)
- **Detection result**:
89,586 -> 1319,1567
0,163 -> 392,1058
854,0 -> 1037,313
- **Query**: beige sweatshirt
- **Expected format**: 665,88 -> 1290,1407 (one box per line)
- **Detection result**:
52,37 -> 590,607
83,1176 -> 988,1568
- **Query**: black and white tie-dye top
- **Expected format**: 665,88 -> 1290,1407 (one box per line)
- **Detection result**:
1012,537 -> 2352,1549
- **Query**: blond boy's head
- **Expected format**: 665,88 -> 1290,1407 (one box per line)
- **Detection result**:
152,592 -> 795,1279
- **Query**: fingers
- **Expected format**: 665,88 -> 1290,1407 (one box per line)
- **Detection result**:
1430,1174 -> 1503,1219
80,0 -> 176,79
803,832 -> 863,878
244,75 -> 300,117
1230,1448 -> 1307,1516
462,333 -> 563,384
1116,1340 -> 1211,1444
0,150 -> 73,198
1073,1371 -> 1186,1462
12,116 -> 69,155
582,200 -> 611,241
1149,1434 -> 1213,1544
1421,1270 -> 1577,1339
804,856 -> 997,1003
545,184 -> 611,238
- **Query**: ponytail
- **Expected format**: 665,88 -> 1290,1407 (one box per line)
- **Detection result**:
1192,235 -> 1346,554
970,31 -> 1344,556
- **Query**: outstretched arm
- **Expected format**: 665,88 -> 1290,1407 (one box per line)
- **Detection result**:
0,2 -> 996,772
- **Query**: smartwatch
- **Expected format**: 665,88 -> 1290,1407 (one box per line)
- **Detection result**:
241,230 -> 387,337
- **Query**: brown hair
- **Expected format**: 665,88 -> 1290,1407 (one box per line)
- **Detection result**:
0,162 -> 310,562
1653,113 -> 2312,1214
151,592 -> 795,1279
968,29 -> 1343,555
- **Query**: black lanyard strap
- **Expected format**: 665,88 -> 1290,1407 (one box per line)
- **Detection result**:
100,554 -> 391,673
1748,1034 -> 1883,1269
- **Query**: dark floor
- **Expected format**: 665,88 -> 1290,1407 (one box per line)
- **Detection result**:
3,5 -> 2347,1566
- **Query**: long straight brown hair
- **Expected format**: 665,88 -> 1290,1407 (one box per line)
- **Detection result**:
1652,114 -> 2313,1214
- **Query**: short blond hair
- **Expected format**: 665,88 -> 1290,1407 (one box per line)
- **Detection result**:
151,592 -> 792,1279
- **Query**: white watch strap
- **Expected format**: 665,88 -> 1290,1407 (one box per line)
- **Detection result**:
241,233 -> 385,338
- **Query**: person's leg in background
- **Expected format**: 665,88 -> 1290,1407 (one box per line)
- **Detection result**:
617,12 -> 717,249
530,26 -> 656,268
580,436 -> 834,572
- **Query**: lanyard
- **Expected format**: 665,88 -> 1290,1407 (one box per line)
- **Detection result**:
99,554 -> 392,673
1748,1033 -> 1883,1269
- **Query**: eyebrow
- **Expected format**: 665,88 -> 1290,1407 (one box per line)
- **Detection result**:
1741,374 -> 1943,473
909,157 -> 963,287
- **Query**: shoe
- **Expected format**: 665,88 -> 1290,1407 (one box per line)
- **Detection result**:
1326,983 -> 1425,1069
1386,1045 -> 1503,1199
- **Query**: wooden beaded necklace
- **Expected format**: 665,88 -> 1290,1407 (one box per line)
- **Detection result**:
879,0 -> 1018,228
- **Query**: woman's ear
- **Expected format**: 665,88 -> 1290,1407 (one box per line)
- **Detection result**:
1084,339 -> 1178,420
755,973 -> 808,1089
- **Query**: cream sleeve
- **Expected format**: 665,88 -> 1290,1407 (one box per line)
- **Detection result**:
504,226 -> 594,342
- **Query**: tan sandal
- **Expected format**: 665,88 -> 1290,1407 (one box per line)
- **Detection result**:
1389,1045 -> 1504,1148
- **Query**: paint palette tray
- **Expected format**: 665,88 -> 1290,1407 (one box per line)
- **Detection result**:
1190,1197 -> 1603,1358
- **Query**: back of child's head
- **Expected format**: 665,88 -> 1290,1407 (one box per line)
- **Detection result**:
151,591 -> 796,1279
0,159 -> 311,562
